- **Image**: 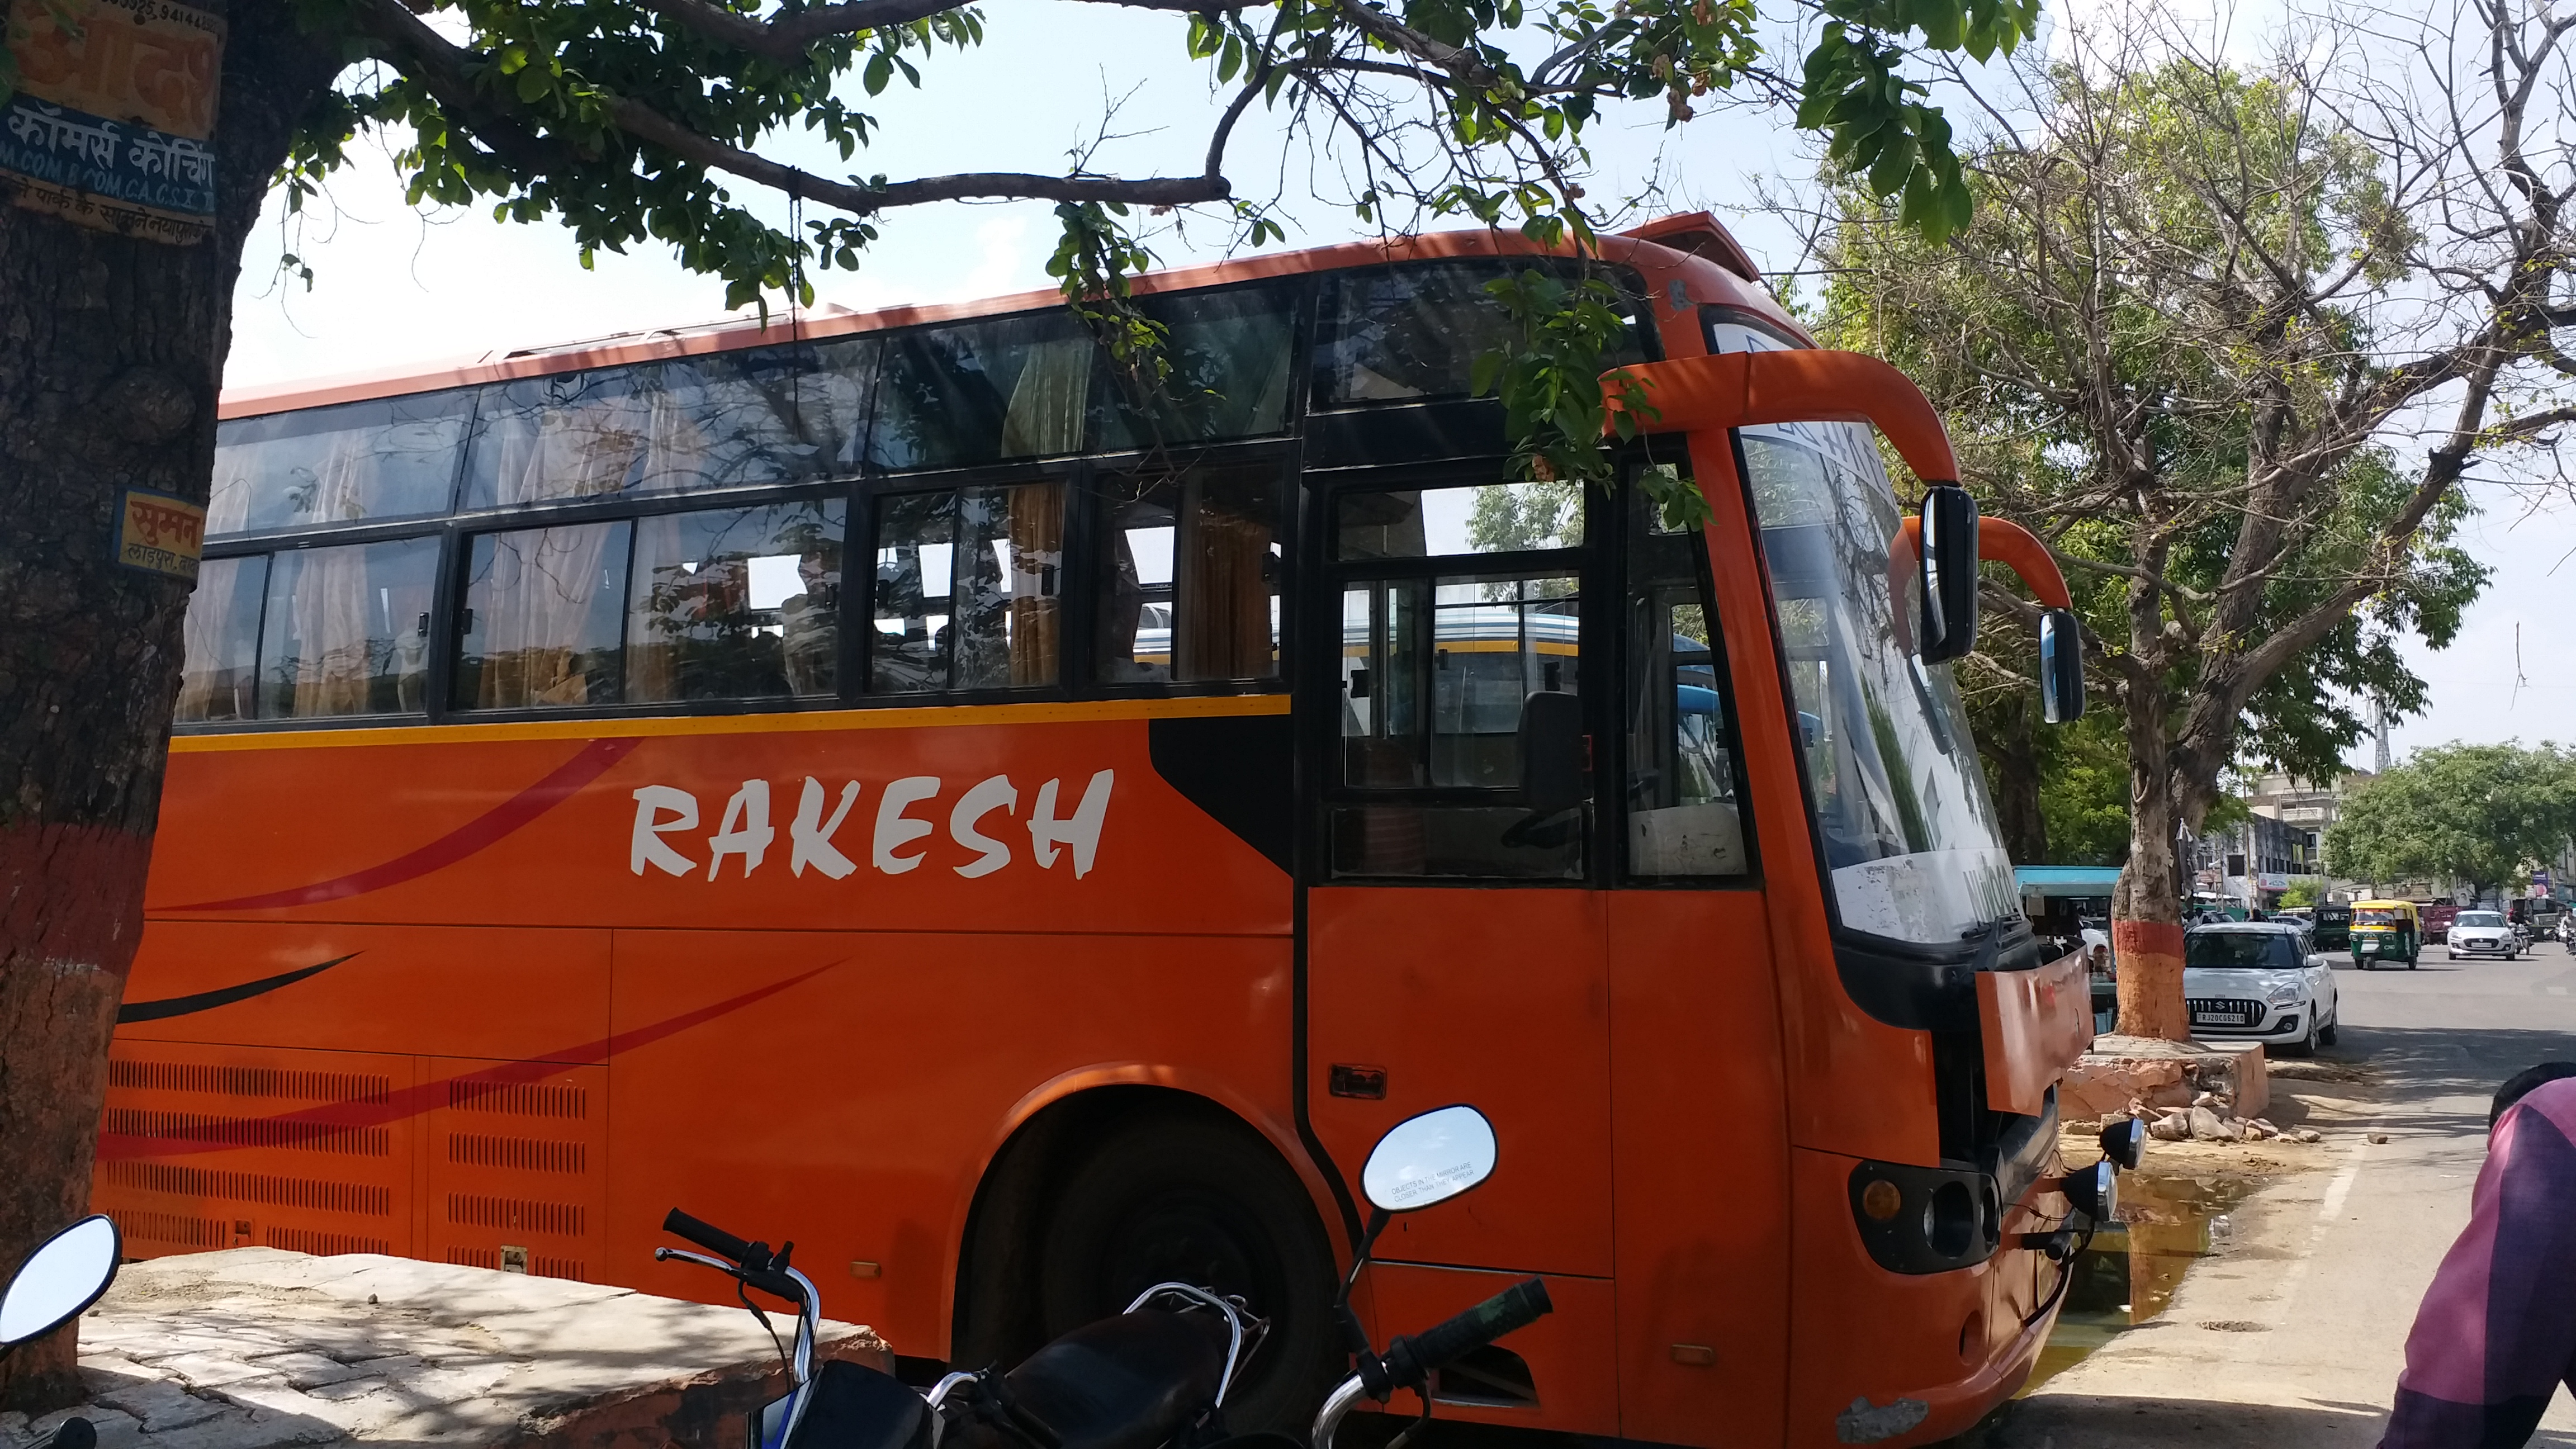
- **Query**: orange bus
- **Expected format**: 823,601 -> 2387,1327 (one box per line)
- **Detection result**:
104,212 -> 2102,1447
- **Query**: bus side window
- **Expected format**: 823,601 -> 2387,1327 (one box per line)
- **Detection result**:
1092,462 -> 1282,686
177,543 -> 442,723
176,554 -> 269,722
625,499 -> 844,702
1623,480 -> 1750,881
212,391 -> 473,537
870,482 -> 1065,693
1325,480 -> 1589,881
454,520 -> 634,709
1316,264 -> 1648,409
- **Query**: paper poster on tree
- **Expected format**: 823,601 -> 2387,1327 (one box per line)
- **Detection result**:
0,0 -> 222,243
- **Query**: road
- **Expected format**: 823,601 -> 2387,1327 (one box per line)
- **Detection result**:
1997,937 -> 2576,1447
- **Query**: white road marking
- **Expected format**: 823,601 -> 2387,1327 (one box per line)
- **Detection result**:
2252,1119 -> 2378,1331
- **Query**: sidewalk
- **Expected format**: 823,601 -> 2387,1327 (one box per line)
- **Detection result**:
0,1249 -> 887,1449
2000,1028 -> 2576,1447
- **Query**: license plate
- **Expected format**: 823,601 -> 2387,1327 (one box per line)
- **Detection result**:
2191,1011 -> 2250,1026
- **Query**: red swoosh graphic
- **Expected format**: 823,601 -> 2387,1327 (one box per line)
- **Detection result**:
162,737 -> 643,913
96,964 -> 832,1162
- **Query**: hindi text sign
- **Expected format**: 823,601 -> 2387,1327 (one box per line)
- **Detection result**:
2,0 -> 223,243
118,489 -> 204,579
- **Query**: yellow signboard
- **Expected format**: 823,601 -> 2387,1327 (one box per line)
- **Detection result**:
2,0 -> 224,243
118,489 -> 204,579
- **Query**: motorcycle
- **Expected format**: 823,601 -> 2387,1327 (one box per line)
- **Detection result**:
0,1214 -> 125,1449
656,1208 -> 1265,1449
1310,1105 -> 1551,1449
664,1102 -> 1550,1449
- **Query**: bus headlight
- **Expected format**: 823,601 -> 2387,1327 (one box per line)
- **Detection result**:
1846,1161 -> 2004,1274
2062,1159 -> 2116,1226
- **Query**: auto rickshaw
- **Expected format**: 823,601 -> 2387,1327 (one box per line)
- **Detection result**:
2351,899 -> 2422,969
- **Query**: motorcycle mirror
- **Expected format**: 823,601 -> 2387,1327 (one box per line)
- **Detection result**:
0,1216 -> 120,1348
1360,1105 -> 1498,1214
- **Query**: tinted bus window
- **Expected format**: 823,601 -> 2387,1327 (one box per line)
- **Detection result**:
1093,462 -> 1281,685
1338,480 -> 1581,559
870,483 -> 1065,692
211,392 -> 473,537
871,314 -> 1093,470
1092,286 -> 1297,449
454,521 -> 633,708
174,554 -> 269,722
177,543 -> 444,722
1316,263 -> 1645,408
254,539 -> 441,718
628,500 -> 845,702
461,340 -> 873,509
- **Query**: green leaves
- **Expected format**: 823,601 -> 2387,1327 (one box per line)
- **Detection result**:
1046,200 -> 1171,389
1797,21 -> 1976,241
2327,745 -> 2576,893
1470,268 -> 1702,525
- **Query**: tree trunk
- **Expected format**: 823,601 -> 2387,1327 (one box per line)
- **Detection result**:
2110,688 -> 2189,1040
0,0 -> 335,1409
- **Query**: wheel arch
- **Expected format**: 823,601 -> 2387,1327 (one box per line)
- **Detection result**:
939,1066 -> 1346,1368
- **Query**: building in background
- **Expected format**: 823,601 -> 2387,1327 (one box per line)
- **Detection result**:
2244,770 -> 2376,903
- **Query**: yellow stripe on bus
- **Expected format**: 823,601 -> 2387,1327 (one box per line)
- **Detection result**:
168,693 -> 1290,754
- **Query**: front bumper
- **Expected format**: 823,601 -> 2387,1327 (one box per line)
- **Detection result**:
2186,1005 -> 2308,1040
2451,937 -> 2515,955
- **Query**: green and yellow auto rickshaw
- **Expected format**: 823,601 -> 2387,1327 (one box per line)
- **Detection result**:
2351,899 -> 2422,969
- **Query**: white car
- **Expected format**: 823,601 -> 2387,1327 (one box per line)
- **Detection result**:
2182,922 -> 2340,1057
2449,910 -> 2520,959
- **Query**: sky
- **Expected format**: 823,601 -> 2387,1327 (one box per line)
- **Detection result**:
215,3 -> 2575,772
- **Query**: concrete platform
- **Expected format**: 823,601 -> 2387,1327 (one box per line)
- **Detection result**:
0,1250 -> 888,1449
2062,1034 -> 2270,1123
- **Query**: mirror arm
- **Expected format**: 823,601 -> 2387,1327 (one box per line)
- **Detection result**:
1978,518 -> 2071,610
1332,1207 -> 1390,1358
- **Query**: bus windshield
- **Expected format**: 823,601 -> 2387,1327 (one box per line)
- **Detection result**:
1741,420 -> 2018,946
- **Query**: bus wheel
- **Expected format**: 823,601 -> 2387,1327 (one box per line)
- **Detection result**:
1037,1109 -> 1339,1434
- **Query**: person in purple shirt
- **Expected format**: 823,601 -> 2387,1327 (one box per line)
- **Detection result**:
2382,1062 -> 2576,1447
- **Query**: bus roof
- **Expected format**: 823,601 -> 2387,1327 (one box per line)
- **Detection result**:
218,212 -> 1797,420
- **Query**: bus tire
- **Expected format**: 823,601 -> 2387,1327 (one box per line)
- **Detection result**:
1036,1108 -> 1340,1434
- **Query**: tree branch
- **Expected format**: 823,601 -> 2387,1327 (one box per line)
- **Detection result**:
348,0 -> 1233,216
629,0 -> 1254,68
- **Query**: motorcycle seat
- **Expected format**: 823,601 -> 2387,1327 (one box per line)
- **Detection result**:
995,1309 -> 1232,1449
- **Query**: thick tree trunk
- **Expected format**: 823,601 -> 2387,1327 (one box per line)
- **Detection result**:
2110,687 -> 2189,1040
0,0 -> 334,1409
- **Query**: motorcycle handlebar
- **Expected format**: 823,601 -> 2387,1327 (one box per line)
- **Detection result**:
662,1209 -> 761,1268
1373,1278 -> 1552,1394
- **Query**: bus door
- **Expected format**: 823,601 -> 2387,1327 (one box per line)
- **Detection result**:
1301,471 -> 1788,1437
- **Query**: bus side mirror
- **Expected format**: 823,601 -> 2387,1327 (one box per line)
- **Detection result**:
1919,484 -> 1979,664
1519,691 -> 1585,815
2040,608 -> 2085,724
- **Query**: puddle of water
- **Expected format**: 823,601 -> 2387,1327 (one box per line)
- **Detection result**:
2021,1169 -> 2259,1393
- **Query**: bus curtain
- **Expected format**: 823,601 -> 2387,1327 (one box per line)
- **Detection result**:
477,523 -> 621,708
1173,477 -> 1275,681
